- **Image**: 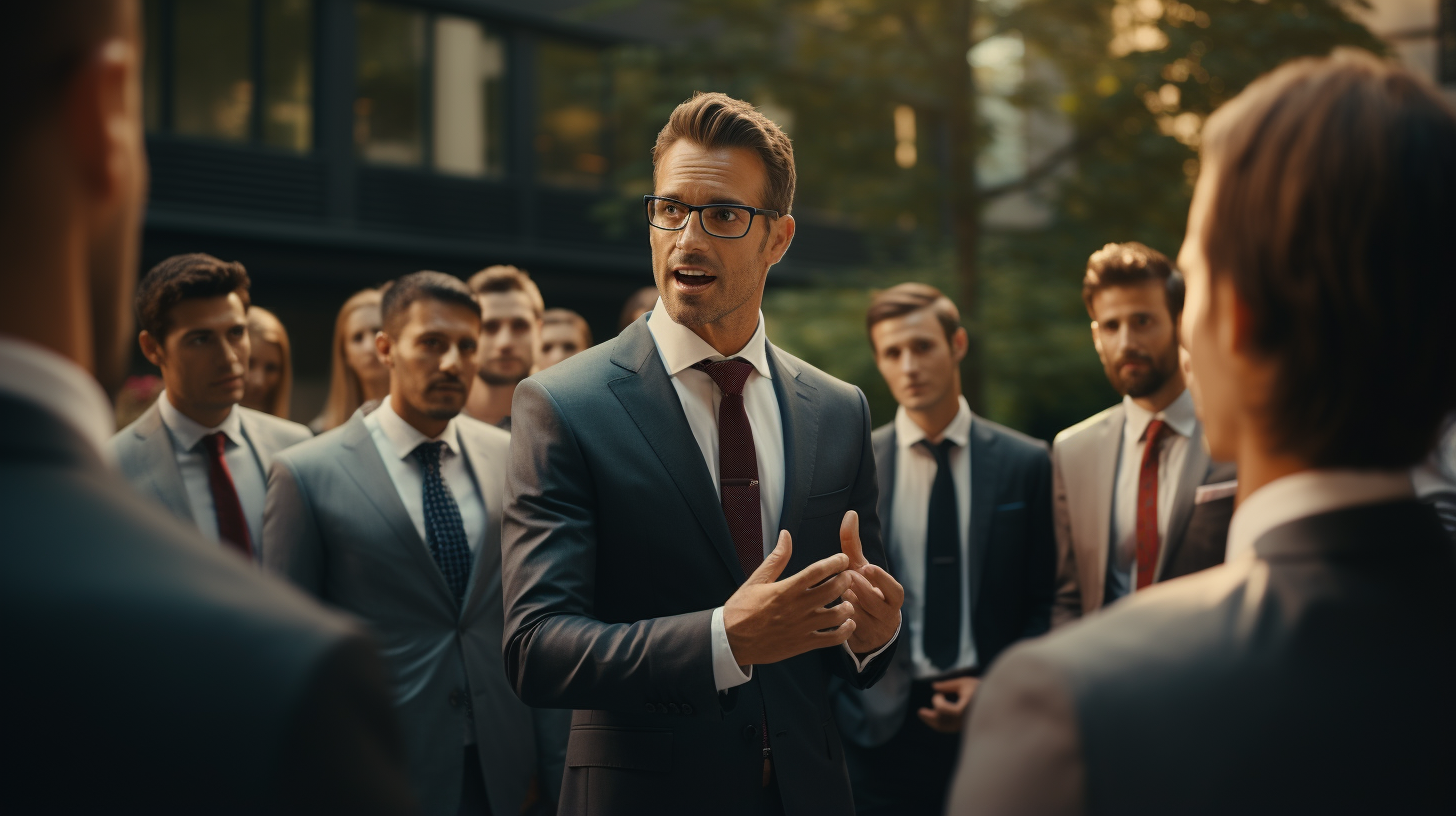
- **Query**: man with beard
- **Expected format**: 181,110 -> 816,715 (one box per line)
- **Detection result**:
464,265 -> 543,431
1050,242 -> 1233,627
265,271 -> 565,816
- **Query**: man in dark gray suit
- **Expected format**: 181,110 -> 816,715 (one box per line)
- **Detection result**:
503,92 -> 904,816
266,272 -> 565,816
833,284 -> 1054,816
949,52 -> 1456,815
111,253 -> 311,560
0,3 -> 413,813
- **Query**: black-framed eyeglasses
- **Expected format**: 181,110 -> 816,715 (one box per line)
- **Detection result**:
644,195 -> 780,239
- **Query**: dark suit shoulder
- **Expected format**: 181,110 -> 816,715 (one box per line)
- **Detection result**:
974,415 -> 1050,457
769,343 -> 865,407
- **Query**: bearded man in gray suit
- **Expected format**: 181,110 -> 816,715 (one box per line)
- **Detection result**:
111,253 -> 311,560
266,272 -> 565,816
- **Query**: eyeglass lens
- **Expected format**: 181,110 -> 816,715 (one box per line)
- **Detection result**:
648,199 -> 754,238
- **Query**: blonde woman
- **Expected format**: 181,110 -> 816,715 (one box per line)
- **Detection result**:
241,306 -> 293,418
309,288 -> 390,433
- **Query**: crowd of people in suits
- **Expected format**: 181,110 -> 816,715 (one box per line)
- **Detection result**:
4,3 -> 1456,815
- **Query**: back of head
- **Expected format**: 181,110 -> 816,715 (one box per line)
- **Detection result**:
1199,49 -> 1456,468
135,253 -> 252,340
1082,242 -> 1183,319
382,271 -> 481,334
468,265 -> 544,318
619,286 -> 660,330
544,308 -> 593,346
653,92 -> 796,216
866,283 -> 962,349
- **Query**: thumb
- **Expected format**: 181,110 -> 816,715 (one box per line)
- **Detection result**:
747,530 -> 792,584
840,511 -> 867,568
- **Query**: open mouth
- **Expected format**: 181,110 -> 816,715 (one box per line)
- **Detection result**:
673,268 -> 717,293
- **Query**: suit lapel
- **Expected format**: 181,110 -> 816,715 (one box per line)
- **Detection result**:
607,321 -> 744,583
770,344 -> 820,545
133,403 -> 194,523
458,427 -> 503,613
235,408 -> 272,477
1084,405 -> 1124,611
966,418 -> 1000,623
1156,421 -> 1211,581
874,429 -> 897,571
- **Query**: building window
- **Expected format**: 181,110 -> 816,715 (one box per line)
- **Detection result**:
536,39 -> 608,190
354,2 -> 506,177
1441,0 -> 1456,85
142,0 -> 315,152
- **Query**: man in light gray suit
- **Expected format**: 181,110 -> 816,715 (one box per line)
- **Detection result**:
111,254 -> 310,560
1052,242 -> 1232,627
266,272 -> 565,816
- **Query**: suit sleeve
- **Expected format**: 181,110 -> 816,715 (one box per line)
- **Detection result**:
531,707 -> 571,806
946,644 -> 1084,816
1050,442 -> 1082,628
502,379 -> 719,713
1020,446 -> 1056,640
264,457 -> 326,598
274,631 -> 418,816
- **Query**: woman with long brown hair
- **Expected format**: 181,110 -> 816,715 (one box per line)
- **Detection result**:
309,288 -> 390,433
241,306 -> 293,418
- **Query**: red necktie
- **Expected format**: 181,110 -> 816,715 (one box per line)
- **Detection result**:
694,359 -> 763,576
203,432 -> 252,558
1135,419 -> 1169,590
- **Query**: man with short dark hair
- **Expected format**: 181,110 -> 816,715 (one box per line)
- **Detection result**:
1051,241 -> 1233,627
502,92 -> 903,815
949,50 -> 1456,814
266,271 -> 565,816
537,307 -> 592,370
0,3 -> 413,812
464,265 -> 542,431
110,253 -> 311,559
833,283 -> 1054,816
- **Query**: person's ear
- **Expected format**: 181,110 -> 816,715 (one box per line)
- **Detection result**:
762,215 -> 796,267
1090,321 -> 1104,356
139,330 -> 164,369
950,327 -> 968,364
375,331 -> 395,368
68,38 -> 143,210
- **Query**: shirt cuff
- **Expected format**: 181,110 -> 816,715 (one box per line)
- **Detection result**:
842,621 -> 901,673
710,606 -> 753,691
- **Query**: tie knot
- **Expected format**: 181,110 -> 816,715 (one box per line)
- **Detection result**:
917,437 -> 956,464
693,358 -> 755,396
412,440 -> 447,468
203,431 -> 228,458
1145,418 -> 1169,447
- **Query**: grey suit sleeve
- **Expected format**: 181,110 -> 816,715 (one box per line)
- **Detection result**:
947,645 -> 1084,816
1050,443 -> 1082,629
502,379 -> 719,712
1021,446 -> 1056,640
264,457 -> 326,598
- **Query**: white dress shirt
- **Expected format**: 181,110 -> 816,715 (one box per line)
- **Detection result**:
645,300 -> 892,692
1107,389 -> 1197,600
364,399 -> 486,555
1225,469 -> 1415,563
156,393 -> 268,555
890,397 -> 978,679
0,336 -> 114,458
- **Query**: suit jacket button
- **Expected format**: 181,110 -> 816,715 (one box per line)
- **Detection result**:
645,703 -> 656,713
668,703 -> 681,714
449,691 -> 461,708
682,704 -> 694,716
743,724 -> 757,742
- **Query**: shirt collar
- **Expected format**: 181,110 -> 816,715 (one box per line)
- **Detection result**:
372,397 -> 461,462
156,391 -> 244,452
1225,468 -> 1414,563
1122,388 -> 1197,444
646,298 -> 773,380
895,395 -> 973,450
0,336 -> 114,457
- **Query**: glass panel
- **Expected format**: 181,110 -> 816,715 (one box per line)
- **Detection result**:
142,0 -> 162,131
432,15 -> 506,177
262,0 -> 313,152
355,1 -> 426,166
537,39 -> 606,189
172,0 -> 254,142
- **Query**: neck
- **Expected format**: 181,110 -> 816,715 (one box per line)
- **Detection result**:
689,304 -> 761,358
1233,429 -> 1310,505
360,371 -> 390,403
1130,374 -> 1187,414
0,211 -> 94,376
906,387 -> 963,440
464,378 -> 516,426
167,390 -> 233,429
390,392 -> 450,438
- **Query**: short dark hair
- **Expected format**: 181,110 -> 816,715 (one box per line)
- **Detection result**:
866,283 -> 961,350
468,265 -> 544,318
382,271 -> 481,334
1082,242 -> 1184,319
653,92 -> 796,216
1199,49 -> 1456,468
135,253 -> 251,339
543,308 -> 592,346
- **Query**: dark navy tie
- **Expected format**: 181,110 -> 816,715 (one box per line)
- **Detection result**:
413,441 -> 473,602
918,438 -> 961,670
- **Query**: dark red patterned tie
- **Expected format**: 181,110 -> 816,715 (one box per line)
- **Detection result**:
202,432 -> 252,558
693,359 -> 763,575
1134,419 -> 1169,590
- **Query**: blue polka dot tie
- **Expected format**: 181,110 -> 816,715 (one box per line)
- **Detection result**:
413,441 -> 473,602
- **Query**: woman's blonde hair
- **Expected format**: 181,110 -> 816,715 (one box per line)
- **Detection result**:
246,306 -> 292,418
316,288 -> 382,432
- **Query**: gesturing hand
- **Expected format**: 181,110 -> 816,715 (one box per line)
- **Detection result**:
917,676 -> 980,733
839,510 -> 904,656
723,531 -> 858,668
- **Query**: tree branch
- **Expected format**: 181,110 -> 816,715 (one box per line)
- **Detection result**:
979,132 -> 1095,200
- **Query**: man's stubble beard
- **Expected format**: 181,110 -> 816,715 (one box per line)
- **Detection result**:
478,365 -> 528,387
1106,340 -> 1179,399
657,255 -> 765,329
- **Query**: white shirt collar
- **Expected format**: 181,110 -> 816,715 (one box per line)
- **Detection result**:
371,397 -> 462,462
1225,468 -> 1415,562
1123,388 -> 1197,443
156,391 -> 244,452
0,336 -> 114,457
895,395 -> 973,450
646,298 -> 773,380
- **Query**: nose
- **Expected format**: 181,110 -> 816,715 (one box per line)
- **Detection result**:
675,208 -> 712,251
899,351 -> 917,374
441,344 -> 462,373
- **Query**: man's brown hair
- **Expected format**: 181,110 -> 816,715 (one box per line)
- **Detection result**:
866,283 -> 961,350
135,253 -> 251,339
383,271 -> 480,334
1199,49 -> 1456,468
1081,242 -> 1183,319
653,92 -> 796,216
543,308 -> 592,347
468,265 -> 544,318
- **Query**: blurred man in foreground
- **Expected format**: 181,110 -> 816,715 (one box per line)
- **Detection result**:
537,307 -> 592,370
949,50 -> 1456,815
465,265 -> 542,431
834,284 -> 1053,816
0,3 -> 413,812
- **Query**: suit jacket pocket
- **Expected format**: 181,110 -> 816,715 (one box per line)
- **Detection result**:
802,484 -> 852,520
566,726 -> 673,773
